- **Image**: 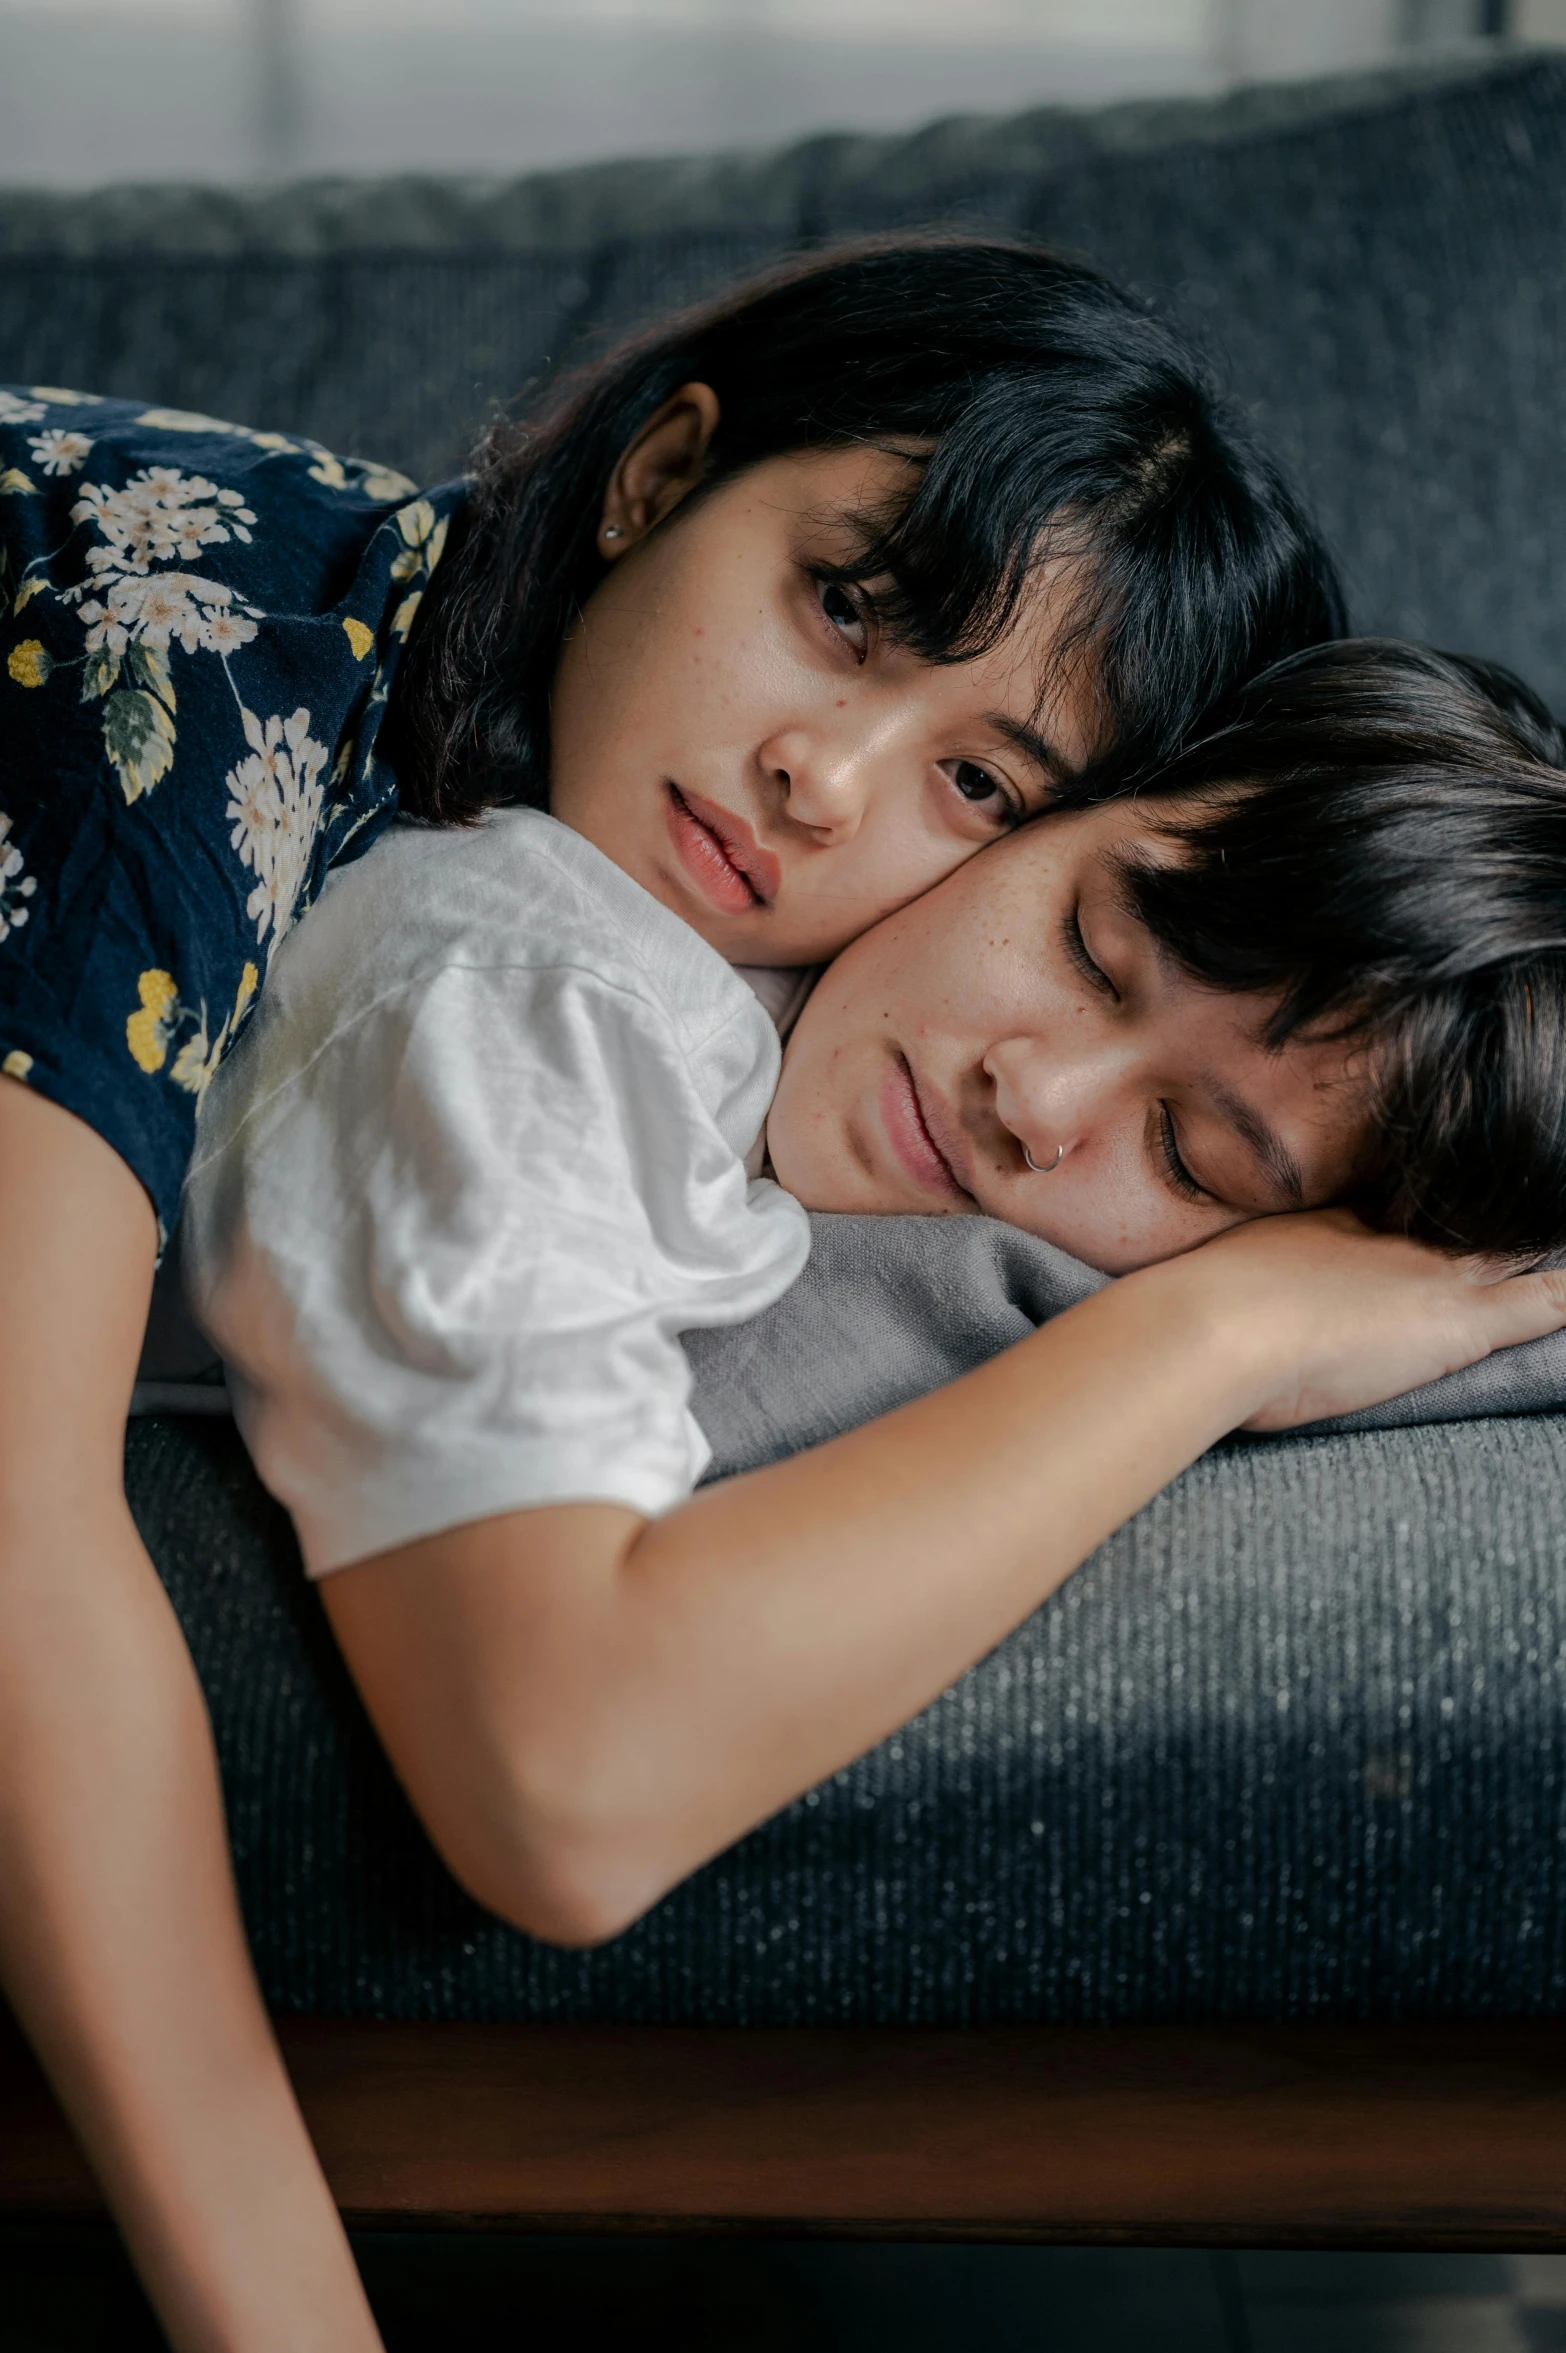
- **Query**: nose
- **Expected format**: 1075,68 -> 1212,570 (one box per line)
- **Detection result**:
757,724 -> 876,842
983,1035 -> 1133,1172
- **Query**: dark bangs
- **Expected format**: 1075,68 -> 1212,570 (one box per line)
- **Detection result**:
813,372 -> 1327,774
1116,641 -> 1566,1257
384,235 -> 1343,823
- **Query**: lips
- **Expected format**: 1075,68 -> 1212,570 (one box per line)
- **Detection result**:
665,784 -> 781,916
879,1055 -> 974,1204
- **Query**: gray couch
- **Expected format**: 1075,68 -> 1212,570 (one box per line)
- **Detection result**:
10,46 -> 1566,2023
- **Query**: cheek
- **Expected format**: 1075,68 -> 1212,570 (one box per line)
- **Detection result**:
765,1048 -> 845,1202
1009,1146 -> 1225,1276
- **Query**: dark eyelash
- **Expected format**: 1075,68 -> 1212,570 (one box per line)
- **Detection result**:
1159,1104 -> 1206,1202
813,570 -> 875,632
1063,906 -> 1115,996
953,760 -> 1024,828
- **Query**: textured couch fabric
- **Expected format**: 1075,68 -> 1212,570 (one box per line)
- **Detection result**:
128,1404 -> 1566,2024
11,48 -> 1566,2018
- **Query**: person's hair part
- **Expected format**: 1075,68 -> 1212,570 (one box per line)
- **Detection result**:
1108,639 -> 1566,1258
384,234 -> 1343,821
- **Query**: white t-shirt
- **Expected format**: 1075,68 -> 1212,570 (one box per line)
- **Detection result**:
181,807 -> 812,1577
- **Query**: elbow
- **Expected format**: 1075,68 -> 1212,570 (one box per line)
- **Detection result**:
423,1733 -> 686,1951
464,1835 -> 671,1951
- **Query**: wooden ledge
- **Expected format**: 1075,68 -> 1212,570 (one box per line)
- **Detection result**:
5,2017 -> 1566,2247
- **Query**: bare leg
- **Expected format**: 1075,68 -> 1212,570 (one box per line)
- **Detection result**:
0,1082 -> 381,2352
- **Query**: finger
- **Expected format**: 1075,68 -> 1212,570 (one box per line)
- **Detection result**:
1474,1266 -> 1566,1352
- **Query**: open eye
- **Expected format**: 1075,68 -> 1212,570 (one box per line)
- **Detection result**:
942,758 -> 1023,827
817,577 -> 869,659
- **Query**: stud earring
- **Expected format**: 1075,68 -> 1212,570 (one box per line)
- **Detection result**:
602,524 -> 624,541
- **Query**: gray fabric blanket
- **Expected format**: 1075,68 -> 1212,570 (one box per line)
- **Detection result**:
687,1218 -> 1566,1472
137,1212 -> 1566,1446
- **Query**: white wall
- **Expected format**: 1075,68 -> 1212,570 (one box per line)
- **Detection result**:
0,0 -> 1504,188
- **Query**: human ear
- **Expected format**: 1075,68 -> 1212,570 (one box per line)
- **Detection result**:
596,381 -> 721,559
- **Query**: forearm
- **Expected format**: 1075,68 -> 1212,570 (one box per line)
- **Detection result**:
0,1494 -> 383,2353
0,1080 -> 381,2353
338,1254 -> 1260,1936
598,1257 -> 1254,1895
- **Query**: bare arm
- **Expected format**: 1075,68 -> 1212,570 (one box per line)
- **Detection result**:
0,1082 -> 381,2353
323,1212 -> 1566,1946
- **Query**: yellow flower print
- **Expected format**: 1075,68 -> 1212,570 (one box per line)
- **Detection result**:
170,961 -> 260,1099
2,1050 -> 32,1082
134,406 -> 241,436
389,499 -> 438,580
0,470 -> 37,498
359,464 -> 417,501
396,498 -> 436,547
7,640 -> 52,688
126,970 -> 179,1073
170,1028 -> 212,1095
342,616 -> 375,660
127,962 -> 258,1093
391,592 -> 422,640
389,504 -> 448,584
309,453 -> 349,491
12,578 -> 46,616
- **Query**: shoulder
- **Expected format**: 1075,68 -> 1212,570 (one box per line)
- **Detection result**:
194,807 -> 783,1168
291,807 -> 770,1050
0,383 -> 462,593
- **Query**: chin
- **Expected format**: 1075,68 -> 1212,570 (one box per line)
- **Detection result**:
765,1131 -> 852,1212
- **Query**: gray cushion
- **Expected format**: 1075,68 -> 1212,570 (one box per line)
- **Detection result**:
127,1385 -> 1566,2024
685,1218 -> 1566,1463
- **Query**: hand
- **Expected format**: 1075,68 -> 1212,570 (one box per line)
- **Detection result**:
1169,1209 -> 1566,1433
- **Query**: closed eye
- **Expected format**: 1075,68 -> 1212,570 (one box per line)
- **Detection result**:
1062,904 -> 1117,999
1157,1103 -> 1209,1203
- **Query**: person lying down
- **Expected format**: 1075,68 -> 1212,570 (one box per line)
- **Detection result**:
182,634 -> 1566,1951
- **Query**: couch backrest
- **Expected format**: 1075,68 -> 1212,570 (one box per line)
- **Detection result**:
3,49 -> 1563,704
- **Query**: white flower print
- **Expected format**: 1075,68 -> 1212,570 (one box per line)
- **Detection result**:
200,606 -> 259,657
0,391 -> 46,426
52,464 -> 267,800
225,707 -> 328,954
28,428 -> 93,478
77,569 -> 261,661
0,815 -> 38,944
70,467 -> 257,577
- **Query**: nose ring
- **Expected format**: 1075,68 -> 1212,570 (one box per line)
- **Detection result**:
1023,1142 -> 1065,1175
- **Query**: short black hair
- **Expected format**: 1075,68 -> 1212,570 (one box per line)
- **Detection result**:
1101,639 -> 1566,1258
386,233 -> 1343,822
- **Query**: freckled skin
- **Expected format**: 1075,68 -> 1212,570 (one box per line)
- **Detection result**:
768,799 -> 1367,1276
549,445 -> 1101,968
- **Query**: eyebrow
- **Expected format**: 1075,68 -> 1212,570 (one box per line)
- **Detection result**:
1205,1078 -> 1306,1211
988,712 -> 1075,790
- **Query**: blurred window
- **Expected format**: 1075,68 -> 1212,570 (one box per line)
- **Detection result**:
0,0 -> 1509,185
